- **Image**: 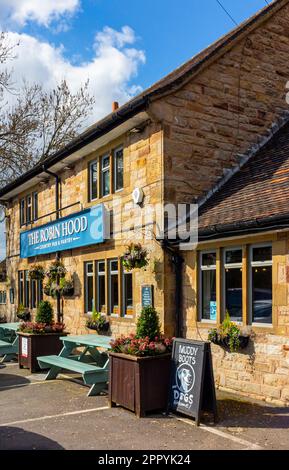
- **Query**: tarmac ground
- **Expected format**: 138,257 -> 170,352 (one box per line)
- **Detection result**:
1,361 -> 289,450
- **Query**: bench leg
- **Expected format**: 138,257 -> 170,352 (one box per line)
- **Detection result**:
45,366 -> 62,380
87,382 -> 105,397
1,353 -> 16,363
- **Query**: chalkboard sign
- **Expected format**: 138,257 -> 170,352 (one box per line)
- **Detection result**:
168,339 -> 218,426
141,285 -> 154,308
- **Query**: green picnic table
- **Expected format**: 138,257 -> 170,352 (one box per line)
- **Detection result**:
37,334 -> 113,396
0,322 -> 20,362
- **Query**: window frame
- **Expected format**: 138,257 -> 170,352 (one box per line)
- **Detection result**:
249,243 -> 273,328
114,146 -> 124,193
122,269 -> 133,317
33,192 -> 38,221
89,160 -> 98,202
199,250 -> 217,323
222,247 -> 243,324
96,260 -> 106,313
84,262 -> 94,314
108,258 -> 119,317
20,199 -> 25,227
101,154 -> 111,198
0,291 -> 6,305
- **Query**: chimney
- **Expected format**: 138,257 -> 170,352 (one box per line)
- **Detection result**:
112,101 -> 119,112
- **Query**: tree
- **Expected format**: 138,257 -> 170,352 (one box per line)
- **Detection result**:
0,32 -> 95,187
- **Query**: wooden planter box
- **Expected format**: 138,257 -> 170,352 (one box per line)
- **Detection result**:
108,352 -> 171,417
18,332 -> 67,373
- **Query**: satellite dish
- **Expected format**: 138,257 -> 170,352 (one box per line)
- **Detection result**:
0,206 -> 5,223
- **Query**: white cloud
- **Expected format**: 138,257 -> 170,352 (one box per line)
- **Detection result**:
5,26 -> 145,124
0,0 -> 80,27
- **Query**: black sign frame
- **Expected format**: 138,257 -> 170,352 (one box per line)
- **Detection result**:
167,339 -> 218,426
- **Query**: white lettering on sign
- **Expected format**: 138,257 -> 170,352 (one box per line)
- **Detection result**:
172,343 -> 199,410
27,216 -> 88,247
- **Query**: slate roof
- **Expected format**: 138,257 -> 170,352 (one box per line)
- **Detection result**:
198,120 -> 289,239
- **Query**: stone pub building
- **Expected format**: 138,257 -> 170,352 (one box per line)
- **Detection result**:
2,0 -> 289,404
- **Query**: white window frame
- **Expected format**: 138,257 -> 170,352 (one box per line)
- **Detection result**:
249,243 -> 273,328
101,154 -> 110,197
33,192 -> 38,221
122,269 -> 133,318
199,250 -> 217,323
20,198 -> 25,226
26,195 -> 32,224
223,247 -> 243,324
109,259 -> 119,317
96,260 -> 106,313
85,262 -> 94,314
89,160 -> 98,201
114,146 -> 124,193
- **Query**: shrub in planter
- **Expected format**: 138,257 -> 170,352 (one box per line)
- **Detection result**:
136,306 -> 161,341
122,243 -> 149,271
29,265 -> 45,281
17,301 -> 66,373
108,307 -> 174,417
36,300 -> 54,325
16,303 -> 30,321
208,313 -> 250,353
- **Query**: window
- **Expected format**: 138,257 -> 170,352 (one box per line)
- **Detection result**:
89,160 -> 98,201
85,262 -> 94,313
20,199 -> 25,226
224,249 -> 243,323
33,192 -> 38,221
18,271 -> 25,305
26,195 -> 32,224
109,259 -> 119,315
37,280 -> 43,305
20,192 -> 38,226
101,154 -> 110,197
200,252 -> 217,321
9,288 -> 15,305
114,147 -> 123,191
31,279 -> 37,309
250,245 -> 272,325
0,291 -> 6,304
123,271 -> 133,316
97,261 -> 106,313
24,271 -> 30,309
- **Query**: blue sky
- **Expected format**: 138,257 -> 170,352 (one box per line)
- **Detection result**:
0,0 -> 272,260
19,0 -> 270,90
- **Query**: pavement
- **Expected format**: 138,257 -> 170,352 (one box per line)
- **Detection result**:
0,361 -> 289,450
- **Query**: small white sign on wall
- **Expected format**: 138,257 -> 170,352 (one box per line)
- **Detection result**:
21,337 -> 28,358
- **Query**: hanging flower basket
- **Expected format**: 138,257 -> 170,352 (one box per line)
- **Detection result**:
60,277 -> 74,297
46,261 -> 67,282
122,243 -> 149,271
208,314 -> 251,353
29,265 -> 45,281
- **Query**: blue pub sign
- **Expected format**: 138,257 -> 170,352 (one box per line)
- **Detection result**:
20,204 -> 108,259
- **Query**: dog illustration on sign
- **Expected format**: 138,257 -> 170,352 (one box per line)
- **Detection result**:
176,363 -> 195,394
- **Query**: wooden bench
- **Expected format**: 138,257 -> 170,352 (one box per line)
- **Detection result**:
37,354 -> 109,396
0,324 -> 19,362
